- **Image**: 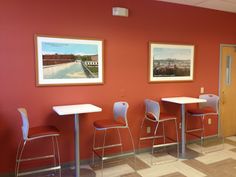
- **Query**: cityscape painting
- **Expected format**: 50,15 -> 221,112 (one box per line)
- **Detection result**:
149,42 -> 194,82
35,35 -> 103,86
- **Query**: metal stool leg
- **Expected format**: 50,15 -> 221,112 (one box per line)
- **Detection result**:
52,137 -> 57,174
55,136 -> 61,177
151,122 -> 159,164
152,122 -> 159,153
127,127 -> 136,170
162,122 -> 166,144
101,129 -> 107,177
202,115 -> 206,153
200,115 -> 205,153
138,118 -> 146,153
92,128 -> 97,165
15,140 -> 23,177
127,127 -> 135,154
16,140 -> 27,177
162,122 -> 166,151
117,128 -> 123,154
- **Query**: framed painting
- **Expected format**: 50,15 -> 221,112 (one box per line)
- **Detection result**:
149,42 -> 194,82
35,35 -> 104,86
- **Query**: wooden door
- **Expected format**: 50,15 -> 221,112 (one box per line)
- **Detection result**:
220,45 -> 236,137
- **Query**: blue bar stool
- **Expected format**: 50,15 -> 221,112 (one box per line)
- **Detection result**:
139,99 -> 179,164
186,94 -> 223,153
15,108 -> 61,177
92,102 -> 135,174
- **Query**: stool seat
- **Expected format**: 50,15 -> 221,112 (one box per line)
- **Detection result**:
146,112 -> 176,121
93,118 -> 126,129
28,126 -> 60,139
187,107 -> 216,115
160,113 -> 176,119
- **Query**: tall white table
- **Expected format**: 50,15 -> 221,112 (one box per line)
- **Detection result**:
53,104 -> 102,177
161,97 -> 206,158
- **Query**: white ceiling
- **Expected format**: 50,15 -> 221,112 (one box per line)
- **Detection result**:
158,0 -> 236,13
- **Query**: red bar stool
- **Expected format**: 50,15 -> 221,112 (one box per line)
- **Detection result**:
186,94 -> 222,152
92,102 -> 135,172
139,99 -> 179,164
15,108 -> 61,177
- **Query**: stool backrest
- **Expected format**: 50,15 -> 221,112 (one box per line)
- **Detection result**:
18,108 -> 29,140
144,99 -> 160,121
113,102 -> 129,126
199,94 -> 219,113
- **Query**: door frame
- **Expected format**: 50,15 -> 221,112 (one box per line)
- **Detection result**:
219,44 -> 236,136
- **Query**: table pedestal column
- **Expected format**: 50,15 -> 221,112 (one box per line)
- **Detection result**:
74,114 -> 80,177
181,104 -> 186,155
73,114 -> 96,177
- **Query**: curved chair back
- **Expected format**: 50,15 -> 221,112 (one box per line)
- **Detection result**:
18,108 -> 29,140
144,99 -> 160,121
113,102 -> 129,126
199,94 -> 219,113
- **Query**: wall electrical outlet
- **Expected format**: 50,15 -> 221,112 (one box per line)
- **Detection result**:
208,118 -> 212,125
147,126 -> 151,133
200,87 -> 205,94
179,123 -> 182,129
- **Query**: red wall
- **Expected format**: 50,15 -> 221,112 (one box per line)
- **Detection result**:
1,0 -> 236,173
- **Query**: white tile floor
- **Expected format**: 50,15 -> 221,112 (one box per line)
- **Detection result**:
93,136 -> 236,177
137,160 -> 206,177
95,164 -> 135,177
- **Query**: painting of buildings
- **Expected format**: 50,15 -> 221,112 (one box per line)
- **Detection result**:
36,36 -> 103,85
150,43 -> 194,82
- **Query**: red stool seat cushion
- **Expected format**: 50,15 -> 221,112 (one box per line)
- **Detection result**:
28,126 -> 60,138
187,107 -> 216,115
94,117 -> 126,129
145,112 -> 156,120
146,112 -> 176,121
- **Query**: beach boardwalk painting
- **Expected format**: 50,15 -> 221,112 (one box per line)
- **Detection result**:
149,43 -> 194,82
35,35 -> 103,86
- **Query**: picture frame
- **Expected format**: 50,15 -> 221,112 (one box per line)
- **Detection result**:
35,35 -> 104,86
149,42 -> 194,82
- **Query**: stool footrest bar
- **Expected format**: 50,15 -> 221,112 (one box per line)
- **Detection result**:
140,135 -> 164,141
93,143 -> 122,150
102,152 -> 135,161
17,155 -> 55,162
153,142 -> 178,148
17,166 -> 61,176
186,128 -> 203,133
